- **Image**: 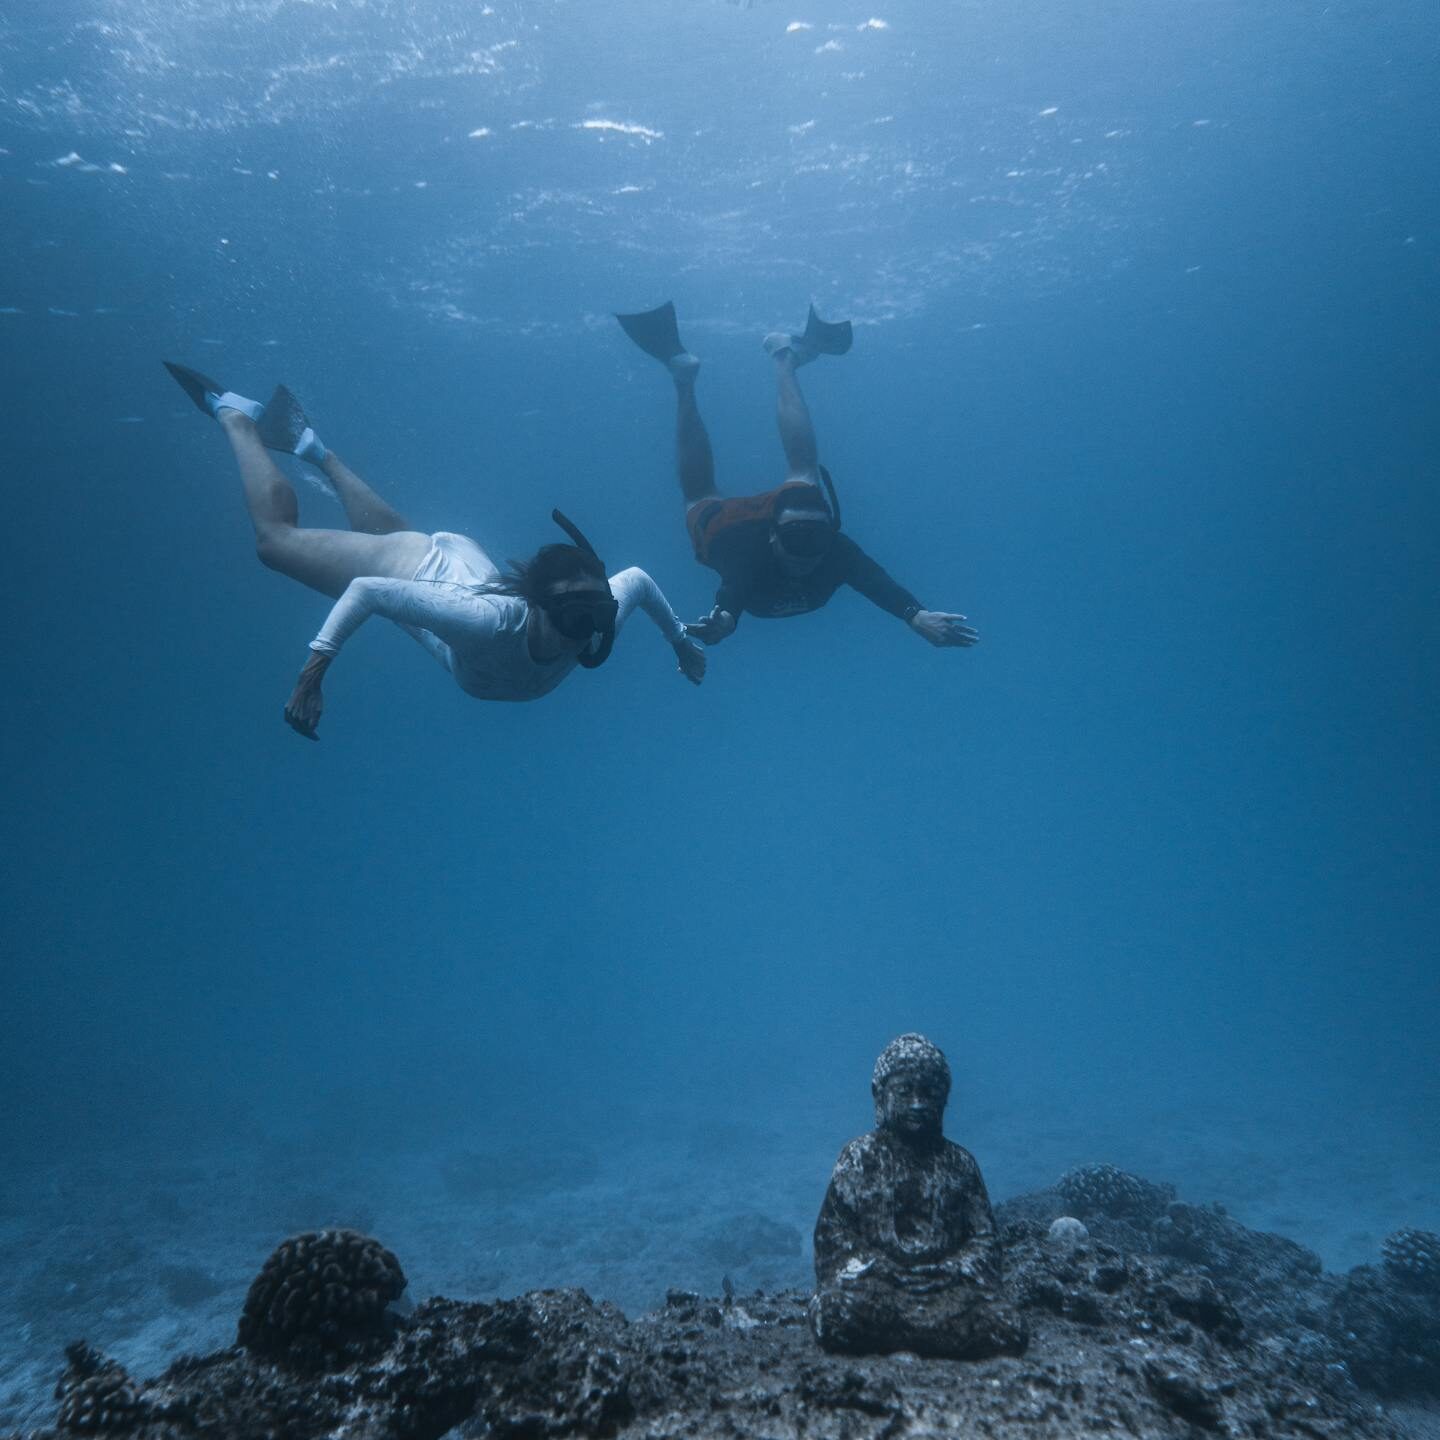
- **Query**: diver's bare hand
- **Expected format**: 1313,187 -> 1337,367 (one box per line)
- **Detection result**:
687,607 -> 737,646
910,610 -> 979,648
674,632 -> 707,686
284,651 -> 330,740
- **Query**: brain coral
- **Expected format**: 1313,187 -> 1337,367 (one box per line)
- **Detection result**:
1056,1164 -> 1176,1221
1381,1228 -> 1440,1292
238,1229 -> 406,1360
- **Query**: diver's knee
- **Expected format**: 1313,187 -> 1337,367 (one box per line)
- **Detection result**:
254,525 -> 294,573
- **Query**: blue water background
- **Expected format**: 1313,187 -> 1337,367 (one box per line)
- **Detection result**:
2,0 -> 1437,1305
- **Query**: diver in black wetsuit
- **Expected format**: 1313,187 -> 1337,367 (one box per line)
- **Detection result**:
616,301 -> 979,650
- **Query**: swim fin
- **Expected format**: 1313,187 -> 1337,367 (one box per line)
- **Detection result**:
256,383 -> 327,464
163,360 -> 264,421
164,361 -> 222,413
763,305 -> 853,366
616,301 -> 687,363
800,303 -> 852,357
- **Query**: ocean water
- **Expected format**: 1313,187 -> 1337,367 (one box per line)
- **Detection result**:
1,0 -> 1437,1425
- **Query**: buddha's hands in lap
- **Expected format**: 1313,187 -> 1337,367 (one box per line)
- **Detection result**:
895,1258 -> 989,1295
832,1254 -> 884,1287
895,1263 -> 950,1295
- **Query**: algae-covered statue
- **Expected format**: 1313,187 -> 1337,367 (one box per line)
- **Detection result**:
809,1033 -> 1027,1359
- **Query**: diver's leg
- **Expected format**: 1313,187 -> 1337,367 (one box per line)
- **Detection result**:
773,351 -> 820,482
219,411 -> 430,597
250,380 -> 410,534
615,302 -> 716,505
317,452 -> 412,536
674,366 -> 718,506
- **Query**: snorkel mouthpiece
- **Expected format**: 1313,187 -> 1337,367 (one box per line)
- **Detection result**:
549,509 -> 616,669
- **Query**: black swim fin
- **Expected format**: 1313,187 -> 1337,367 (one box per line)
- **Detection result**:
256,384 -> 308,451
256,383 -> 327,463
616,300 -> 686,362
801,304 -> 852,357
164,360 -> 224,415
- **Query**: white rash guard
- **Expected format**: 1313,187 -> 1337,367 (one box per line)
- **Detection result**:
308,531 -> 687,703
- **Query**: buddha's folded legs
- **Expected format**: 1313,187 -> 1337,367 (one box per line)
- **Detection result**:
810,1279 -> 1027,1360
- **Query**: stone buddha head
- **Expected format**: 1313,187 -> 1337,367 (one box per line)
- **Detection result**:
871,1033 -> 951,1146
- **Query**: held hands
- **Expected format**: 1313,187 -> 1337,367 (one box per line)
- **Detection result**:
284,651 -> 330,740
910,609 -> 979,648
674,631 -> 707,686
686,607 -> 737,646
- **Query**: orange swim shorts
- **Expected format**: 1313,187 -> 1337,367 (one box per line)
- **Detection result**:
686,480 -> 819,568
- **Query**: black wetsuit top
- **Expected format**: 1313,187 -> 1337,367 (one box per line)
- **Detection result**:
710,529 -> 923,625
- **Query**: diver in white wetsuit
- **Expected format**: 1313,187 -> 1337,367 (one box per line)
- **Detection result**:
164,363 -> 706,739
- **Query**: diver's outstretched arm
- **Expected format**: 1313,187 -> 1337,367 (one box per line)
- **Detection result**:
688,556 -> 760,645
610,567 -> 707,684
840,538 -> 979,648
285,577 -> 509,737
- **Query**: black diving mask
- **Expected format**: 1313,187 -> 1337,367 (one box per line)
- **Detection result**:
543,590 -> 619,641
546,510 -> 617,668
775,518 -> 836,559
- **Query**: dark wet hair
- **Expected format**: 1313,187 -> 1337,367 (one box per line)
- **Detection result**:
486,543 -> 608,605
774,484 -> 828,520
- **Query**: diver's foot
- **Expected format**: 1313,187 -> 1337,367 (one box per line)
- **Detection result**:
163,361 -> 264,421
668,351 -> 701,384
217,406 -> 255,433
765,304 -> 854,368
763,331 -> 814,367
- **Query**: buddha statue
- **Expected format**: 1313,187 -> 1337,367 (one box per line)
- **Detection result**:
809,1033 -> 1027,1359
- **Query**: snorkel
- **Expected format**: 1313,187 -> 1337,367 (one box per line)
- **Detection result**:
818,464 -> 841,529
548,509 -> 617,669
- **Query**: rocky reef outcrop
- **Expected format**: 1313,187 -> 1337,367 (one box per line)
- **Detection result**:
7,1175 -> 1438,1440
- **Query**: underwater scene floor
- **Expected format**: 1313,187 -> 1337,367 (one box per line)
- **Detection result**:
1,1090 -> 1435,1432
